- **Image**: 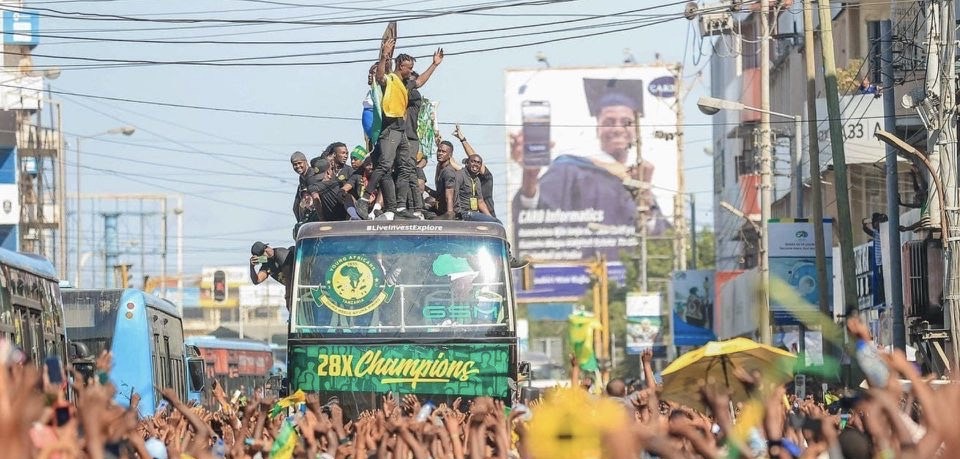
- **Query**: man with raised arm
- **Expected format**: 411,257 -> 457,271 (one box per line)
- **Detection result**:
356,37 -> 443,220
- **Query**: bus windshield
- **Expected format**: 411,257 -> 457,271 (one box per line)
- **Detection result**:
292,235 -> 512,338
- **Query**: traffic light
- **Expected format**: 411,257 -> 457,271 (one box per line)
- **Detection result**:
213,270 -> 226,302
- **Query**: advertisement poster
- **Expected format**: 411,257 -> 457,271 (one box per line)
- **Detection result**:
504,66 -> 679,265
768,219 -> 833,325
625,293 -> 668,355
288,343 -> 511,399
669,270 -> 717,346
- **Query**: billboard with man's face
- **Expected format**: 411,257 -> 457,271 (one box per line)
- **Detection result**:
504,66 -> 679,264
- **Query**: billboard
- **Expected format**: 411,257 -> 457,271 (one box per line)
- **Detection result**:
505,66 -> 679,263
3,10 -> 39,46
625,292 -> 668,355
768,219 -> 833,325
669,270 -> 717,346
513,262 -> 626,303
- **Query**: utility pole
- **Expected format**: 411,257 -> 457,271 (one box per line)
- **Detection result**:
924,0 -> 960,370
635,111 -> 648,293
690,194 -> 697,270
674,63 -> 688,272
880,20 -> 906,351
818,0 -> 858,316
803,0 -> 830,320
758,0 -> 772,345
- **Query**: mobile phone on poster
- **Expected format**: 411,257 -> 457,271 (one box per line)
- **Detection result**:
521,100 -> 551,167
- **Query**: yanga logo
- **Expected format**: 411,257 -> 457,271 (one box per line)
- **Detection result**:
795,230 -> 809,238
312,255 -> 395,316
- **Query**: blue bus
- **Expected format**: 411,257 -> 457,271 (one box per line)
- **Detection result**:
0,248 -> 68,370
63,289 -> 205,415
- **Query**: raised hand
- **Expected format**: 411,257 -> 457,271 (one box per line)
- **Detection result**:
432,48 -> 444,66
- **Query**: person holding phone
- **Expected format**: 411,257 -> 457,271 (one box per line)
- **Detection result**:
249,241 -> 294,310
510,78 -> 671,259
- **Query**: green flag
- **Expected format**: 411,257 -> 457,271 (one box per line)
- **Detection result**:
568,312 -> 601,371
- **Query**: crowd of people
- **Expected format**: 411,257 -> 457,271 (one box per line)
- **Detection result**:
2,315 -> 959,458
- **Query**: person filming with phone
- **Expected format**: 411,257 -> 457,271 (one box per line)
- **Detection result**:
249,241 -> 294,311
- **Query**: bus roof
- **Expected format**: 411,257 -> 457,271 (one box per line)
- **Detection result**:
63,288 -> 180,318
296,220 -> 508,240
184,336 -> 273,353
0,247 -> 59,280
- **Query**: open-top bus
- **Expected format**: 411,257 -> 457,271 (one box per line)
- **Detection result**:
0,248 -> 68,369
288,221 -> 518,412
63,289 -> 205,415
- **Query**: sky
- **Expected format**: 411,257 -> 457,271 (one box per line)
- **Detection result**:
26,0 -> 716,283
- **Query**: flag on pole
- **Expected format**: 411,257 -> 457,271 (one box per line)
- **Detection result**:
568,310 -> 602,371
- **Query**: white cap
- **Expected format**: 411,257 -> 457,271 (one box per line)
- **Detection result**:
144,438 -> 168,459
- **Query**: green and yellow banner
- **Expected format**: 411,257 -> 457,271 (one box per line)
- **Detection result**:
289,343 -> 512,398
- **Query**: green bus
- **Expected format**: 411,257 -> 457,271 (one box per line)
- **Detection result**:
287,221 -> 518,410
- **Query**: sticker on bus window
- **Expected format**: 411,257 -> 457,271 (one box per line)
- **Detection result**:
311,255 -> 396,317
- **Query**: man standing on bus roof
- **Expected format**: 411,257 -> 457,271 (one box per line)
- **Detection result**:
249,241 -> 294,310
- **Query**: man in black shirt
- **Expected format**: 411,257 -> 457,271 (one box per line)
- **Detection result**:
453,125 -> 495,217
430,140 -> 458,219
249,241 -> 294,310
453,154 -> 498,223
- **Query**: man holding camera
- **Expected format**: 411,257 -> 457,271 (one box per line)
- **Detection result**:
249,241 -> 295,311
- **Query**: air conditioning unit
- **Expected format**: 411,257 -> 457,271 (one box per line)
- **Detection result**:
902,239 -> 944,324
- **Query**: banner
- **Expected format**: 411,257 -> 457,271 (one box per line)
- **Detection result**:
625,293 -> 667,355
513,262 -> 626,303
669,270 -> 717,346
768,219 -> 833,325
505,66 -> 678,265
288,343 -> 512,399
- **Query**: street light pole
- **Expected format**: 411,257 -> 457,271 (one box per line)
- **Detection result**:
699,96 -> 800,346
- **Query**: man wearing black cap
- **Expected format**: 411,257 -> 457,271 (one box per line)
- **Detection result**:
249,241 -> 295,310
511,78 -> 670,259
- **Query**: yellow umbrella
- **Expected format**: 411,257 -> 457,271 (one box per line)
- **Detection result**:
660,337 -> 796,414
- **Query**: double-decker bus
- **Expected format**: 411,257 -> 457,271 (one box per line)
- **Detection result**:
0,248 -> 68,368
288,221 -> 518,412
185,336 -> 275,397
63,289 -> 205,415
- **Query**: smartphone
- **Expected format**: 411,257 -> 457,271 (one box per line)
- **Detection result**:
45,356 -> 64,385
156,400 -> 169,414
838,413 -> 851,430
54,405 -> 70,426
521,100 -> 551,167
231,390 -> 242,405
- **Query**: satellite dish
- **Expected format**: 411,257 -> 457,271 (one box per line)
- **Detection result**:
684,2 -> 699,20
